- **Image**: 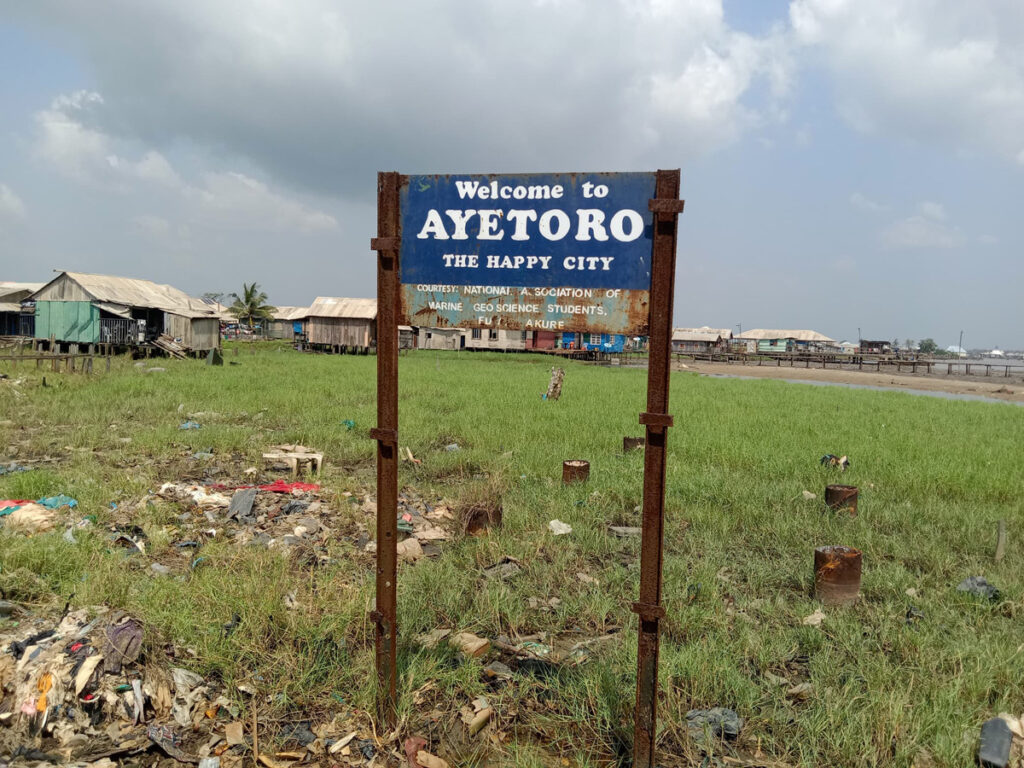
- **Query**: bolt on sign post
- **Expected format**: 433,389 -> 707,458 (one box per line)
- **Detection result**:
371,170 -> 682,767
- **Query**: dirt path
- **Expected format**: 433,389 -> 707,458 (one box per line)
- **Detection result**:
676,361 -> 1024,403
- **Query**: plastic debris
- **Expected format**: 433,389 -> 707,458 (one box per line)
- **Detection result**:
341,419 -> 356,430
979,718 -> 1012,767
548,519 -> 572,535
801,490 -> 817,500
685,707 -> 743,741
179,420 -> 202,430
786,682 -> 813,700
958,576 -> 1001,601
2,503 -> 56,533
227,488 -> 258,520
444,443 -> 460,452
0,462 -> 30,476
820,454 -> 850,471
258,480 -> 320,494
609,525 -> 641,537
483,556 -> 522,580
449,632 -> 490,658
802,609 -> 826,627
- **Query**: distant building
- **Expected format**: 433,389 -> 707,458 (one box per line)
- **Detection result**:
672,327 -> 731,353
305,297 -> 377,350
736,329 -> 837,353
464,328 -> 527,351
29,271 -> 220,350
561,332 -> 627,353
859,339 -> 893,355
417,327 -> 464,350
525,331 -> 558,350
265,306 -> 309,340
0,282 -> 43,336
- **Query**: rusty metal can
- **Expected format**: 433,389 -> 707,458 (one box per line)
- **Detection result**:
825,484 -> 858,516
623,436 -> 645,452
814,545 -> 862,606
562,460 -> 590,484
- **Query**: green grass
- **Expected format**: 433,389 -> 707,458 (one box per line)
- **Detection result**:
1,344 -> 1022,767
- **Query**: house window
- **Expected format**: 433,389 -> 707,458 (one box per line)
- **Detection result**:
471,328 -> 481,340
488,329 -> 498,340
426,332 -> 432,339
521,331 -> 527,340
588,333 -> 601,344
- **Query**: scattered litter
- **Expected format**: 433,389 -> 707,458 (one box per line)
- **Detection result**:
801,490 -> 817,500
262,444 -> 322,476
548,519 -> 572,535
180,421 -> 202,430
416,751 -> 450,768
417,628 -> 452,649
397,537 -> 424,562
341,419 -> 356,430
978,717 -> 1012,768
685,707 -> 743,741
820,454 -> 850,470
786,682 -> 813,700
958,576 -> 1000,602
328,731 -> 358,755
444,443 -> 460,452
227,488 -> 258,520
151,562 -> 171,575
449,632 -> 490,658
609,525 -> 641,537
37,494 -> 78,509
258,480 -> 320,494
576,572 -> 599,585
763,671 -> 789,687
483,557 -> 522,580
0,462 -> 30,476
905,605 -> 924,626
802,609 -> 826,627
905,587 -> 919,598
2,502 -> 56,533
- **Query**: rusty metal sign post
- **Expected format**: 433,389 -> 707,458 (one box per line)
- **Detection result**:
370,170 -> 682,766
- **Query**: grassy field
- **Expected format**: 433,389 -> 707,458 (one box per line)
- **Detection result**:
1,344 -> 1022,767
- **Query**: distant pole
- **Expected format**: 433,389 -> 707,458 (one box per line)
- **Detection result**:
959,329 -> 964,357
858,327 -> 861,344
736,323 -> 741,335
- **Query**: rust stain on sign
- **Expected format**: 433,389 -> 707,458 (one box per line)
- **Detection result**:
400,284 -> 649,335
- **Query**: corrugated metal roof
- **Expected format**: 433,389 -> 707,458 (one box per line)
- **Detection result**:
0,282 -> 44,302
38,271 -> 216,319
738,329 -> 836,343
272,306 -> 310,321
672,330 -> 722,342
675,326 -> 732,338
0,302 -> 24,313
307,297 -> 377,320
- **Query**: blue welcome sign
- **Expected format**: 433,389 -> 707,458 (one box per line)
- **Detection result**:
398,172 -> 656,334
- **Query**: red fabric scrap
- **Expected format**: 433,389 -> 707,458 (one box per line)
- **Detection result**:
258,480 -> 320,493
0,499 -> 32,511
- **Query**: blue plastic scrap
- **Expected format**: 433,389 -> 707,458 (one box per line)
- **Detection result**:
179,421 -> 202,430
37,495 -> 78,509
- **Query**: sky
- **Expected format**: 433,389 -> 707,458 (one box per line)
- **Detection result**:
0,0 -> 1021,350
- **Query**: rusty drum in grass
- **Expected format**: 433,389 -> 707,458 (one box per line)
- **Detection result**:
562,460 -> 590,484
814,545 -> 862,606
825,484 -> 858,517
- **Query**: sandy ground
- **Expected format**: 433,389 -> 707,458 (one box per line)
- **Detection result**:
675,360 -> 1024,404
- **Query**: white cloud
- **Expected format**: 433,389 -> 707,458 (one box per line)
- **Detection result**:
790,0 -> 1024,165
882,201 -> 965,249
189,172 -> 337,233
849,191 -> 887,213
11,0 -> 797,193
34,90 -> 337,234
0,183 -> 27,221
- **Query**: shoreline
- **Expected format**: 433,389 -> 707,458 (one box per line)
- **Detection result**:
675,360 -> 1024,403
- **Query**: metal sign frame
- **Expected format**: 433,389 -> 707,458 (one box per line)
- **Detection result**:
370,169 -> 682,768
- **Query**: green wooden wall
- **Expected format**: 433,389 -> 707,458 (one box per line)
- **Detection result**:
34,301 -> 100,343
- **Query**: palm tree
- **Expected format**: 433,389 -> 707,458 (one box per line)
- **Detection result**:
229,283 -> 276,330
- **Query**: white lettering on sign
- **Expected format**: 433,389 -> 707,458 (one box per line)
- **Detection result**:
456,180 -> 564,200
416,207 -> 643,243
